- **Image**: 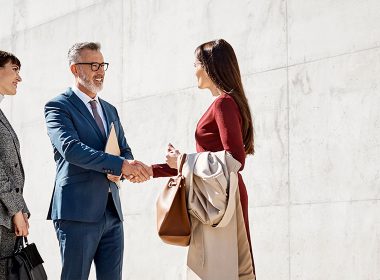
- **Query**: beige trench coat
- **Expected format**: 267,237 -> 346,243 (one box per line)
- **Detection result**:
182,151 -> 255,280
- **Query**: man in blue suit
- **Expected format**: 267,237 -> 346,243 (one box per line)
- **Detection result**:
44,42 -> 149,280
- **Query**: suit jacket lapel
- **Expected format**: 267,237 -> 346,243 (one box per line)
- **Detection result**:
65,89 -> 106,142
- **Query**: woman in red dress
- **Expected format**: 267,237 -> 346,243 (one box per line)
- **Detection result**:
138,39 -> 255,276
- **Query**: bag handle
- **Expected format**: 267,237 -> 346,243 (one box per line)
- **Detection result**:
13,236 -> 28,253
177,153 -> 187,175
0,237 -> 28,260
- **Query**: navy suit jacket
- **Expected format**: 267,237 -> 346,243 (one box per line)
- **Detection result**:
44,88 -> 133,222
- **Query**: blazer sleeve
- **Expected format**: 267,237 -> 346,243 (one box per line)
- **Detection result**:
22,203 -> 30,218
214,97 -> 246,169
0,159 -> 27,218
45,100 -> 125,175
152,163 -> 177,178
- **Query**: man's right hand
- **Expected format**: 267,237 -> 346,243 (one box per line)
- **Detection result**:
121,160 -> 150,183
13,211 -> 29,236
127,161 -> 153,183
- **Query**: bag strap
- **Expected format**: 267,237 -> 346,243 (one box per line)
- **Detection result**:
13,236 -> 23,252
13,236 -> 28,253
0,236 -> 28,260
177,153 -> 187,175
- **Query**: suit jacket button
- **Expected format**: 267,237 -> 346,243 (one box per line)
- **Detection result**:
14,163 -> 18,168
15,188 -> 19,193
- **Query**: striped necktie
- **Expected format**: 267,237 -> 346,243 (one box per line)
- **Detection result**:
89,100 -> 106,138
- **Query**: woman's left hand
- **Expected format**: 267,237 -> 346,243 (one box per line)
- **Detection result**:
13,211 -> 29,236
166,143 -> 181,169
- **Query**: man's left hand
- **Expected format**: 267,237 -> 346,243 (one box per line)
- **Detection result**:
107,174 -> 121,183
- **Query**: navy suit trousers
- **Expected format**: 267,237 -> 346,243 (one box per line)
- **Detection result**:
54,195 -> 123,280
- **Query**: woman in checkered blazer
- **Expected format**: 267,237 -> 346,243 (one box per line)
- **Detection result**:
0,51 -> 30,279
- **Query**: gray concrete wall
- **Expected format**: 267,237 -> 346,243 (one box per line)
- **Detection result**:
0,0 -> 379,279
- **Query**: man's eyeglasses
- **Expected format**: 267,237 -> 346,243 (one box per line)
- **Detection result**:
75,62 -> 109,71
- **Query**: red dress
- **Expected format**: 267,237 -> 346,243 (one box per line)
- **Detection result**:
152,93 -> 254,271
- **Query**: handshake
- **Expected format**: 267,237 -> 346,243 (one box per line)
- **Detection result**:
122,160 -> 153,183
107,144 -> 181,184
106,160 -> 152,184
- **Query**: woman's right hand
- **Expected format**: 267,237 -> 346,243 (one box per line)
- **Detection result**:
12,211 -> 29,236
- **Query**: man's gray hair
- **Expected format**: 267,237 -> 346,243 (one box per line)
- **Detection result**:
67,42 -> 101,65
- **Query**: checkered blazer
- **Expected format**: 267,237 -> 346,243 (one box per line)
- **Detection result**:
0,109 -> 29,232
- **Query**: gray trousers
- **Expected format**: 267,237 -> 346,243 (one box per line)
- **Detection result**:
0,225 -> 16,280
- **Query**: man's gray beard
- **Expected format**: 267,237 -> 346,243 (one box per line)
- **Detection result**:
78,73 -> 103,94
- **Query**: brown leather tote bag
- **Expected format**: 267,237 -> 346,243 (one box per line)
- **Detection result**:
156,154 -> 191,246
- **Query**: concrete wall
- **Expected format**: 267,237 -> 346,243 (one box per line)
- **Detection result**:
0,0 -> 379,279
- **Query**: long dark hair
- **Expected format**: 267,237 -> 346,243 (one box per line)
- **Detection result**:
195,39 -> 254,155
0,51 -> 21,68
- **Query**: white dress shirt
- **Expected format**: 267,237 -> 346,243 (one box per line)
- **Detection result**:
71,86 -> 108,136
71,86 -> 114,191
0,94 -> 4,103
